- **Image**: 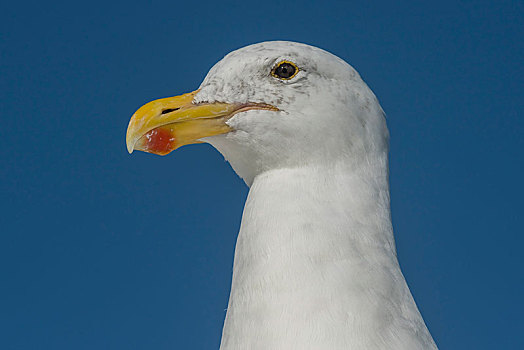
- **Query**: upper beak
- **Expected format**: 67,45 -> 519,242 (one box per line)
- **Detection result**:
126,89 -> 278,156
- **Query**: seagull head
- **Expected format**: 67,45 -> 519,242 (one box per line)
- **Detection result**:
126,41 -> 388,184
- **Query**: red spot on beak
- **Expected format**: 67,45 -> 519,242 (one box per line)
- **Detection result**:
143,127 -> 176,155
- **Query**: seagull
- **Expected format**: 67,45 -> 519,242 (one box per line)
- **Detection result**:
126,41 -> 438,350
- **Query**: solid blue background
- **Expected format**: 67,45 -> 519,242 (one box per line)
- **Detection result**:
1,0 -> 522,349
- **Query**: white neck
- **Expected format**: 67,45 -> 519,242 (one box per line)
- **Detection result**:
219,155 -> 437,350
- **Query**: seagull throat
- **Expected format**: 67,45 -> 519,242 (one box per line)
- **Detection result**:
219,159 -> 436,350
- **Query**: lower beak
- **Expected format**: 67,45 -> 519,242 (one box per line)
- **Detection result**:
126,90 -> 277,156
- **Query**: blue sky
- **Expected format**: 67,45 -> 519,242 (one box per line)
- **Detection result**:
1,0 -> 522,349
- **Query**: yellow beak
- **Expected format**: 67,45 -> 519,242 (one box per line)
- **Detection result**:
126,90 -> 278,156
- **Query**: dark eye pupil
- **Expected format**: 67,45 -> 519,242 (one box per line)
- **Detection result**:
276,63 -> 296,79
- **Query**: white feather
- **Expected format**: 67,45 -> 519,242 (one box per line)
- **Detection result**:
199,41 -> 437,349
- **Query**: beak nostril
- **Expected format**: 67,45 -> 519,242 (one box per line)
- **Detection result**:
161,108 -> 180,115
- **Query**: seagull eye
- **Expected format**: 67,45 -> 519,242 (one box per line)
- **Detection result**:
271,61 -> 298,80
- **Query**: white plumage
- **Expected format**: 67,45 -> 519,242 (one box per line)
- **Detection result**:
201,42 -> 436,349
129,41 -> 438,349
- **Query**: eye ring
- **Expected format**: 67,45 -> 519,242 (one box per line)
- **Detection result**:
271,60 -> 299,80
